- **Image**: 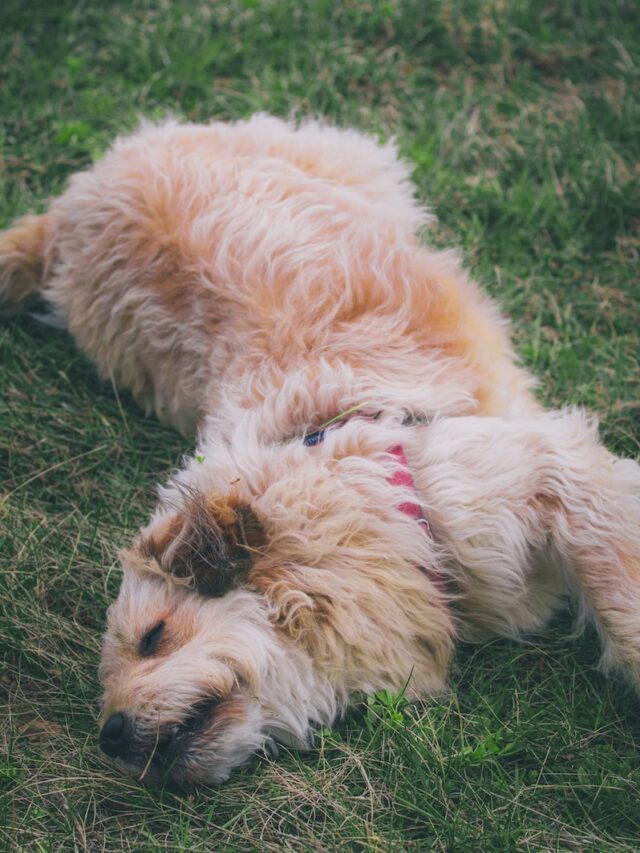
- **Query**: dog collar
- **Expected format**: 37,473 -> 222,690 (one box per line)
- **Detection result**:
303,419 -> 431,538
303,416 -> 445,593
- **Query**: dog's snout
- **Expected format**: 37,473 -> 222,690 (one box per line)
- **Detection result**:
99,712 -> 130,758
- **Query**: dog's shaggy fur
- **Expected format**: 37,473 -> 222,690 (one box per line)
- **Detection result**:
2,115 -> 639,787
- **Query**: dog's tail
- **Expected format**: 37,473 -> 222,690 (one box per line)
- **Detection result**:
0,213 -> 50,317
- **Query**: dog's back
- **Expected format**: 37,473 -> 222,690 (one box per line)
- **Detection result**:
0,116 -> 536,435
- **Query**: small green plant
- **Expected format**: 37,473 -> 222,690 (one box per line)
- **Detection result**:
457,729 -> 518,765
364,687 -> 412,732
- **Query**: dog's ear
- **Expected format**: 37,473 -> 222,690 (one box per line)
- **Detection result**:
137,495 -> 265,597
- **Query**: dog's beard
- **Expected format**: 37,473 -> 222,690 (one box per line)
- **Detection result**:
113,696 -> 269,788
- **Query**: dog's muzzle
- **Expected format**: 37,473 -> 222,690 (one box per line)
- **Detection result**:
99,697 -> 221,772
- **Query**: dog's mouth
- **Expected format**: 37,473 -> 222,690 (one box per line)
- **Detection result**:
123,696 -> 223,787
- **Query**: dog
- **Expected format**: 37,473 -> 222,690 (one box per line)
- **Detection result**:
1,115 -> 639,788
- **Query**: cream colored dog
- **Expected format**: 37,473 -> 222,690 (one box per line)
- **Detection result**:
2,115 -> 639,787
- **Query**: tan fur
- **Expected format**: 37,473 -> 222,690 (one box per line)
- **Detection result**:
2,115 -> 638,787
0,213 -> 50,315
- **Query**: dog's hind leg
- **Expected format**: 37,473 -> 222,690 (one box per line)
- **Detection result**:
0,213 -> 51,317
410,411 -> 640,688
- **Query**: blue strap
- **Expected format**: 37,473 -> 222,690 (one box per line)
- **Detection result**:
302,428 -> 325,447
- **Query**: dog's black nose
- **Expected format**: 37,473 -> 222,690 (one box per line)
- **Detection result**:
99,712 -> 129,758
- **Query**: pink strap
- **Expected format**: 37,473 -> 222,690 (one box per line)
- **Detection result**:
388,445 -> 431,535
388,445 -> 443,591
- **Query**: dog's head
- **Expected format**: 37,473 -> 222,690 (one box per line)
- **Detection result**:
99,556 -> 276,787
98,423 -> 451,786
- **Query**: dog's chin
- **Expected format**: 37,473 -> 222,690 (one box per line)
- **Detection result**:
113,749 -> 233,790
112,697 -> 269,789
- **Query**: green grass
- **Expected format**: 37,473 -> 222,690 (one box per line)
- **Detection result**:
1,0 -> 639,850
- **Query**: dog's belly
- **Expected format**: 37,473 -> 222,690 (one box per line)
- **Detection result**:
38,118 -> 537,434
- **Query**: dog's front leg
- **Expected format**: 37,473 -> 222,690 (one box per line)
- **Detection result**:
408,411 -> 640,688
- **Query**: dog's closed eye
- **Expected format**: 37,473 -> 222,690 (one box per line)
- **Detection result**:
139,620 -> 165,657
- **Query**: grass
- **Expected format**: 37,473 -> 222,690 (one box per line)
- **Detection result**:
1,0 -> 639,849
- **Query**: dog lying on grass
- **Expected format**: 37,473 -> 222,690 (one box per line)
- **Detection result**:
1,115 -> 639,787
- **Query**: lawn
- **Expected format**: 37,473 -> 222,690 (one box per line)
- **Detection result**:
1,0 -> 639,850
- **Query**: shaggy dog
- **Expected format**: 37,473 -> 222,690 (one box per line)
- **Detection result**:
1,115 -> 639,787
